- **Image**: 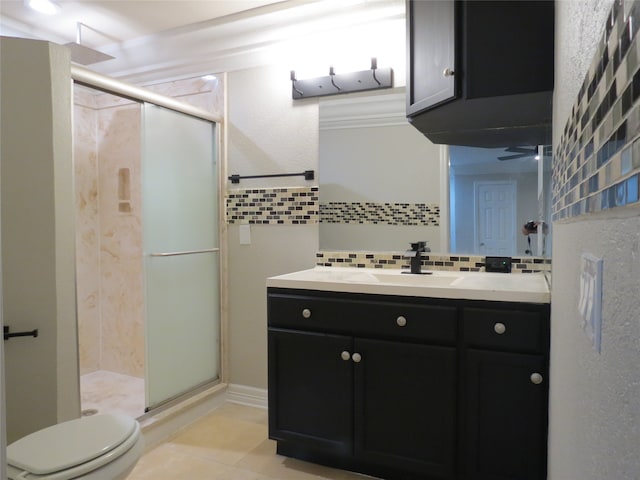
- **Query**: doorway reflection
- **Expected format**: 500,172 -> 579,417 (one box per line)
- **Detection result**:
449,145 -> 552,257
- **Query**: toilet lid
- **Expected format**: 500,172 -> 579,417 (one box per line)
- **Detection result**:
7,414 -> 137,475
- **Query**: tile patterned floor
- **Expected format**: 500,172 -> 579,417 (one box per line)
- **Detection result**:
81,370 -> 145,419
128,403 -> 378,480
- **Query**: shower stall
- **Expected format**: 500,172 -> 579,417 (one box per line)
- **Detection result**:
72,70 -> 223,418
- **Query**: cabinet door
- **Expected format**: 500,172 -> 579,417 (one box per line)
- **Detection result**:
268,328 -> 353,455
464,349 -> 548,480
354,338 -> 456,479
406,0 -> 457,115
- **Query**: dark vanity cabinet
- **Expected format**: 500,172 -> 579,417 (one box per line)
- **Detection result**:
462,307 -> 550,480
406,0 -> 554,147
268,290 -> 458,479
268,288 -> 550,480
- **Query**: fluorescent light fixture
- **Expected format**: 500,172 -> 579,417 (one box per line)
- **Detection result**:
26,0 -> 60,15
202,75 -> 217,81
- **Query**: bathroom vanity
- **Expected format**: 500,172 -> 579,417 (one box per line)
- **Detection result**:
267,268 -> 550,480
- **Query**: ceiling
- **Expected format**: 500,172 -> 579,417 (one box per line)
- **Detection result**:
0,0 -> 406,83
0,1 -> 285,46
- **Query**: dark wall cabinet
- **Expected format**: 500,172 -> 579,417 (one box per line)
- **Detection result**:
406,0 -> 554,147
268,288 -> 550,480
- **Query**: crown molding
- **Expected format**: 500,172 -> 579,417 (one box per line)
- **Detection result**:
92,0 -> 404,84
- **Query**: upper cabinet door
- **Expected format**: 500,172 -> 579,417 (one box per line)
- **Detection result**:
406,0 -> 456,115
405,0 -> 554,147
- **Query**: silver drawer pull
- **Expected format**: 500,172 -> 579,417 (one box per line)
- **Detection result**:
396,316 -> 407,327
530,373 -> 543,385
352,352 -> 362,363
302,308 -> 312,319
341,351 -> 351,361
494,322 -> 506,334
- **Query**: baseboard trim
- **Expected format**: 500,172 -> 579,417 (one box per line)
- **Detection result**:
227,384 -> 268,409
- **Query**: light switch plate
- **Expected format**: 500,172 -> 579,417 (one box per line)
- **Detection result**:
239,224 -> 251,245
579,253 -> 603,353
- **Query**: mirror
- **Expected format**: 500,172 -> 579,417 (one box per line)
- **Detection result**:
449,145 -> 552,257
318,89 -> 552,258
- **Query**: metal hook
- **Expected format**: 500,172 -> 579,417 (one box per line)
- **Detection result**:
371,57 -> 381,86
290,70 -> 304,96
329,66 -> 341,91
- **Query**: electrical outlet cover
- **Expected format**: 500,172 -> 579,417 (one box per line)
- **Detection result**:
578,253 -> 603,353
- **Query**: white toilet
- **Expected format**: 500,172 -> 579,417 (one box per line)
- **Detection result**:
7,413 -> 144,479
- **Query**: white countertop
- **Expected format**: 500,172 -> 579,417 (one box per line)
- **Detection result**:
267,267 -> 551,304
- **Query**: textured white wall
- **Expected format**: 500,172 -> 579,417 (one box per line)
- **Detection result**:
549,1 -> 640,478
227,64 -> 319,389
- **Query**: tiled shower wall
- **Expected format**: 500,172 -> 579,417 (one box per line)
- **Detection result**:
75,76 -> 222,378
224,187 -> 548,273
554,0 -> 640,219
74,88 -> 144,378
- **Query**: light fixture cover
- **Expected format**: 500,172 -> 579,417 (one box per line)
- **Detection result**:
26,0 -> 60,15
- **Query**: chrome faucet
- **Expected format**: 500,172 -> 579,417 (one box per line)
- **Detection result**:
404,241 -> 430,274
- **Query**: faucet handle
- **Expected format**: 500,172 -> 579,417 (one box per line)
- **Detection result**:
410,241 -> 428,252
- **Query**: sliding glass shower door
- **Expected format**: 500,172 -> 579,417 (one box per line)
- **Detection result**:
141,103 -> 220,411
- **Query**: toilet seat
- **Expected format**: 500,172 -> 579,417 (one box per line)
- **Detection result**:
7,414 -> 141,479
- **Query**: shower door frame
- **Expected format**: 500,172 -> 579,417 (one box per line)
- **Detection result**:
71,65 -> 228,413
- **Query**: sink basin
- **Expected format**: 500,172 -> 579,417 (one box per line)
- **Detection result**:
370,272 -> 461,287
273,267 -> 460,287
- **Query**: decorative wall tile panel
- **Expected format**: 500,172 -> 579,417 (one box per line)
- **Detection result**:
226,186 -> 319,225
554,0 -> 640,220
320,202 -> 440,226
316,251 -> 550,274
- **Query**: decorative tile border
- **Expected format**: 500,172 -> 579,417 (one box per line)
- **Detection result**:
316,251 -> 551,274
553,0 -> 640,220
320,202 -> 440,226
226,186 -> 319,225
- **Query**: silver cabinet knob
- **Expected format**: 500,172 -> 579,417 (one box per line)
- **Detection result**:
494,322 -> 506,334
352,352 -> 362,363
302,308 -> 311,319
530,373 -> 543,385
396,316 -> 407,327
341,351 -> 351,361
443,67 -> 455,77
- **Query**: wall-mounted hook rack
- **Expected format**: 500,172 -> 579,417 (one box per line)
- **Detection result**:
291,58 -> 393,100
228,170 -> 315,184
4,325 -> 38,341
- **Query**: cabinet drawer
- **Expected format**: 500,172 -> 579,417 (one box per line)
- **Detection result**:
463,307 -> 548,353
268,292 -> 457,344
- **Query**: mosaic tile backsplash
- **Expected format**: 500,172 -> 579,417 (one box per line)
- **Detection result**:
226,187 -> 319,224
316,252 -> 550,274
554,0 -> 640,220
226,187 -> 440,227
224,187 -> 549,273
320,202 -> 440,226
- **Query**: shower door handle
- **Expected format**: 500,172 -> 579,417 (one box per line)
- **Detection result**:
149,248 -> 219,257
